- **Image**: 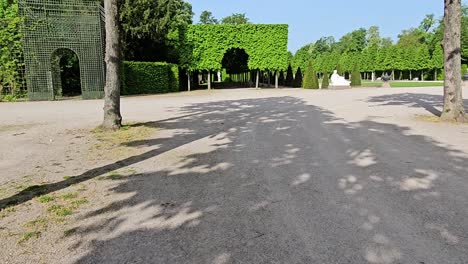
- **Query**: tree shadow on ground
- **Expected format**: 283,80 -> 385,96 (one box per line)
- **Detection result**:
35,96 -> 468,263
367,92 -> 468,116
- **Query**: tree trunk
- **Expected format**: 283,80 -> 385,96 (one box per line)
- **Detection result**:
441,0 -> 467,121
267,71 -> 271,87
275,71 -> 279,89
391,69 -> 395,81
372,71 -> 376,82
435,69 -> 438,81
208,70 -> 211,90
102,0 -> 122,130
187,72 -> 191,91
255,70 -> 259,89
409,70 -> 412,80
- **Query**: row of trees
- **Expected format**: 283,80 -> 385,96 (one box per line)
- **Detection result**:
199,11 -> 250,25
291,7 -> 468,81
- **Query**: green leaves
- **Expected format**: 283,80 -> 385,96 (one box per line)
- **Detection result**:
122,61 -> 179,95
181,24 -> 289,71
0,0 -> 23,95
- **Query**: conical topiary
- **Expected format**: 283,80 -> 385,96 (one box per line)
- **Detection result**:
279,70 -> 285,85
293,67 -> 303,87
303,60 -> 319,89
350,63 -> 362,87
321,72 -> 330,89
285,64 -> 294,87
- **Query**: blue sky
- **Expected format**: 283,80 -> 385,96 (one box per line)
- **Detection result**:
187,0 -> 456,53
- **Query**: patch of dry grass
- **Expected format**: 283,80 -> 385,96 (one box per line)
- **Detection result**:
415,114 -> 441,123
89,123 -> 156,160
415,114 -> 468,124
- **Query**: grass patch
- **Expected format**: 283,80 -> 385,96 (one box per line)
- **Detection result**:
38,195 -> 55,203
70,198 -> 89,208
63,176 -> 72,180
61,192 -> 79,200
24,218 -> 48,228
18,231 -> 41,243
391,81 -> 443,87
47,205 -> 73,217
415,114 -> 441,123
361,81 -> 383,87
106,172 -> 125,180
64,228 -> 77,237
0,206 -> 16,219
361,81 -> 443,88
90,123 -> 156,160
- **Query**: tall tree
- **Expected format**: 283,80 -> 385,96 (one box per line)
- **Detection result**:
221,13 -> 249,25
441,0 -> 466,122
120,0 -> 193,62
102,0 -> 123,130
199,10 -> 218,24
431,43 -> 444,79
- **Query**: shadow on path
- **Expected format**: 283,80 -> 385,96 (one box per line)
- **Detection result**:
367,92 -> 468,116
2,95 -> 468,263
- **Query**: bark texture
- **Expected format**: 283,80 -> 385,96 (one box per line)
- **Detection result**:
441,0 -> 467,122
102,0 -> 123,130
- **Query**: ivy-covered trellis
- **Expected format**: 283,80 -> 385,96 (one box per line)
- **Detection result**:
19,0 -> 105,100
180,24 -> 289,89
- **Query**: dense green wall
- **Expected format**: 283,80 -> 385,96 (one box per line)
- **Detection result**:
122,61 -> 179,95
181,24 -> 289,71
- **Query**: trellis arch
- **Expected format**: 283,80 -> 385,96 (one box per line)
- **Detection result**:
181,24 -> 289,72
19,0 -> 105,101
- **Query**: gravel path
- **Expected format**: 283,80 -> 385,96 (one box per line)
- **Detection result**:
1,87 -> 468,263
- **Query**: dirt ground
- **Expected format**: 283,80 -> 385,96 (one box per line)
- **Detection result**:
1,87 -> 468,264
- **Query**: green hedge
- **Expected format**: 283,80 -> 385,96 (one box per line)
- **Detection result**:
122,61 -> 179,95
180,24 -> 289,71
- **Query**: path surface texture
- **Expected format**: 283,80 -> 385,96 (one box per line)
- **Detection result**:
1,87 -> 468,264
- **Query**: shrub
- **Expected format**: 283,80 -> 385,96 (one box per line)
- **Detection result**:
122,62 -> 179,95
321,72 -> 330,89
303,60 -> 319,89
293,67 -> 303,87
350,63 -> 362,87
285,64 -> 294,87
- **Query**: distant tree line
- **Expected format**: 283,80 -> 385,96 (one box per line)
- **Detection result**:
291,7 -> 468,81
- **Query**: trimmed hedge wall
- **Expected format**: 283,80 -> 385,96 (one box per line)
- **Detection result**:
122,61 -> 179,95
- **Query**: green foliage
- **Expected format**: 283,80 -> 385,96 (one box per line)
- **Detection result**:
221,13 -> 249,25
350,64 -> 362,86
122,62 -> 179,95
120,0 -> 193,41
462,7 -> 468,60
181,24 -> 289,71
431,44 -> 444,69
199,10 -> 218,24
285,64 -> 294,87
0,0 -> 23,96
120,0 -> 193,63
462,64 -> 468,75
292,45 -> 312,73
303,61 -> 319,89
321,72 -> 330,89
293,68 -> 303,87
